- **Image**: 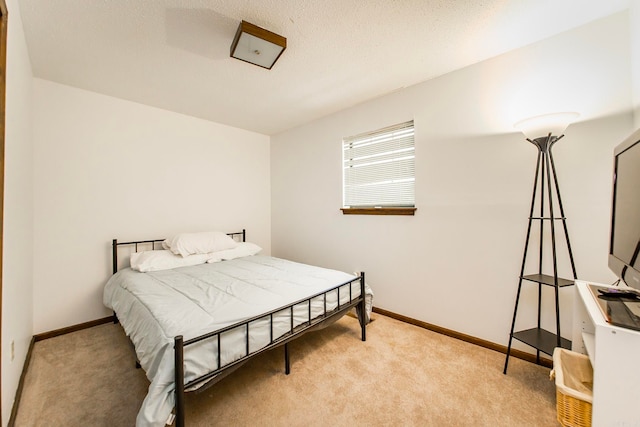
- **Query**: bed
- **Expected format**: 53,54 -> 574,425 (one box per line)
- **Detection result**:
103,230 -> 372,427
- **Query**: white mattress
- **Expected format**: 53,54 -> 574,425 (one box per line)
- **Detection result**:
103,255 -> 371,427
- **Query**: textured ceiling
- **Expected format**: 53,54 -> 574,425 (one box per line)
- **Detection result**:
18,0 -> 631,135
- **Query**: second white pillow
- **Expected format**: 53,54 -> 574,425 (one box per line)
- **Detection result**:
163,231 -> 238,257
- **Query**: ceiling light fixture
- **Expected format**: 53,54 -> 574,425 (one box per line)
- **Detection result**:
230,20 -> 286,70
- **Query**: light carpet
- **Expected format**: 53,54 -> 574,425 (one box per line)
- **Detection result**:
14,314 -> 558,426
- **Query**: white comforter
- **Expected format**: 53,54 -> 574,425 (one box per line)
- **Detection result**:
103,255 -> 372,427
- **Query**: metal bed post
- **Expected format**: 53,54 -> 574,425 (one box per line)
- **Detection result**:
112,239 -> 118,275
175,336 -> 185,427
112,239 -> 119,324
359,272 -> 366,342
284,343 -> 290,375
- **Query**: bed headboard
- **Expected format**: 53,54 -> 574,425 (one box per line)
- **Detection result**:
111,229 -> 246,274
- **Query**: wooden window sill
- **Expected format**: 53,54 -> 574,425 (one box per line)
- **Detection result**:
340,207 -> 416,216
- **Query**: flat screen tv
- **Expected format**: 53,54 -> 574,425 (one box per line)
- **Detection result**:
608,128 -> 640,291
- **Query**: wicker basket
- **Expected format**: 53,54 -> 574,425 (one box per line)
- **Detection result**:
551,348 -> 593,427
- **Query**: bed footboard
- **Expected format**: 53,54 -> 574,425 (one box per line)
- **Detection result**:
173,271 -> 367,427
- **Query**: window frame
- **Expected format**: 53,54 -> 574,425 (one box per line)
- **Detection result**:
341,121 -> 416,216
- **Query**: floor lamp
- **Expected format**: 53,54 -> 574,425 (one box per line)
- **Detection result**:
504,112 -> 579,374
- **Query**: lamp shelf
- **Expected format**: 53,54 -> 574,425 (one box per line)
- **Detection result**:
512,327 -> 571,356
522,274 -> 574,288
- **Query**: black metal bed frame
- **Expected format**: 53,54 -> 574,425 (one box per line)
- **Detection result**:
111,230 -> 367,427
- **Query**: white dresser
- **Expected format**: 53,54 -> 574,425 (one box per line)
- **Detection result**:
572,280 -> 640,426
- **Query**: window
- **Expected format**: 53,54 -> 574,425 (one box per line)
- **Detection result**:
342,121 -> 416,215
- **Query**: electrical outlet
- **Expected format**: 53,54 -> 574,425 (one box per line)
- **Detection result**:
10,340 -> 14,361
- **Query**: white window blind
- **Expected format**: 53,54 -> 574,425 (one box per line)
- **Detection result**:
343,121 -> 415,208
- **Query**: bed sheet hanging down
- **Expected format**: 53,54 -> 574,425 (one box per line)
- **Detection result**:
104,255 -> 373,427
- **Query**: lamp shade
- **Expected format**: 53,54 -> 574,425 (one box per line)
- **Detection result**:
230,21 -> 286,69
514,112 -> 579,140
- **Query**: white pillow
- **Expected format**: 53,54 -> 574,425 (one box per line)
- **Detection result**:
163,231 -> 238,257
207,242 -> 262,263
130,250 -> 210,272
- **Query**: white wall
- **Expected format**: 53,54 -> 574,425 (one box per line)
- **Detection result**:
32,79 -> 271,333
1,0 -> 34,424
271,12 -> 634,350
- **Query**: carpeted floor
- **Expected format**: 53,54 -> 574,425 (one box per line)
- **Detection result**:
14,314 -> 558,426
